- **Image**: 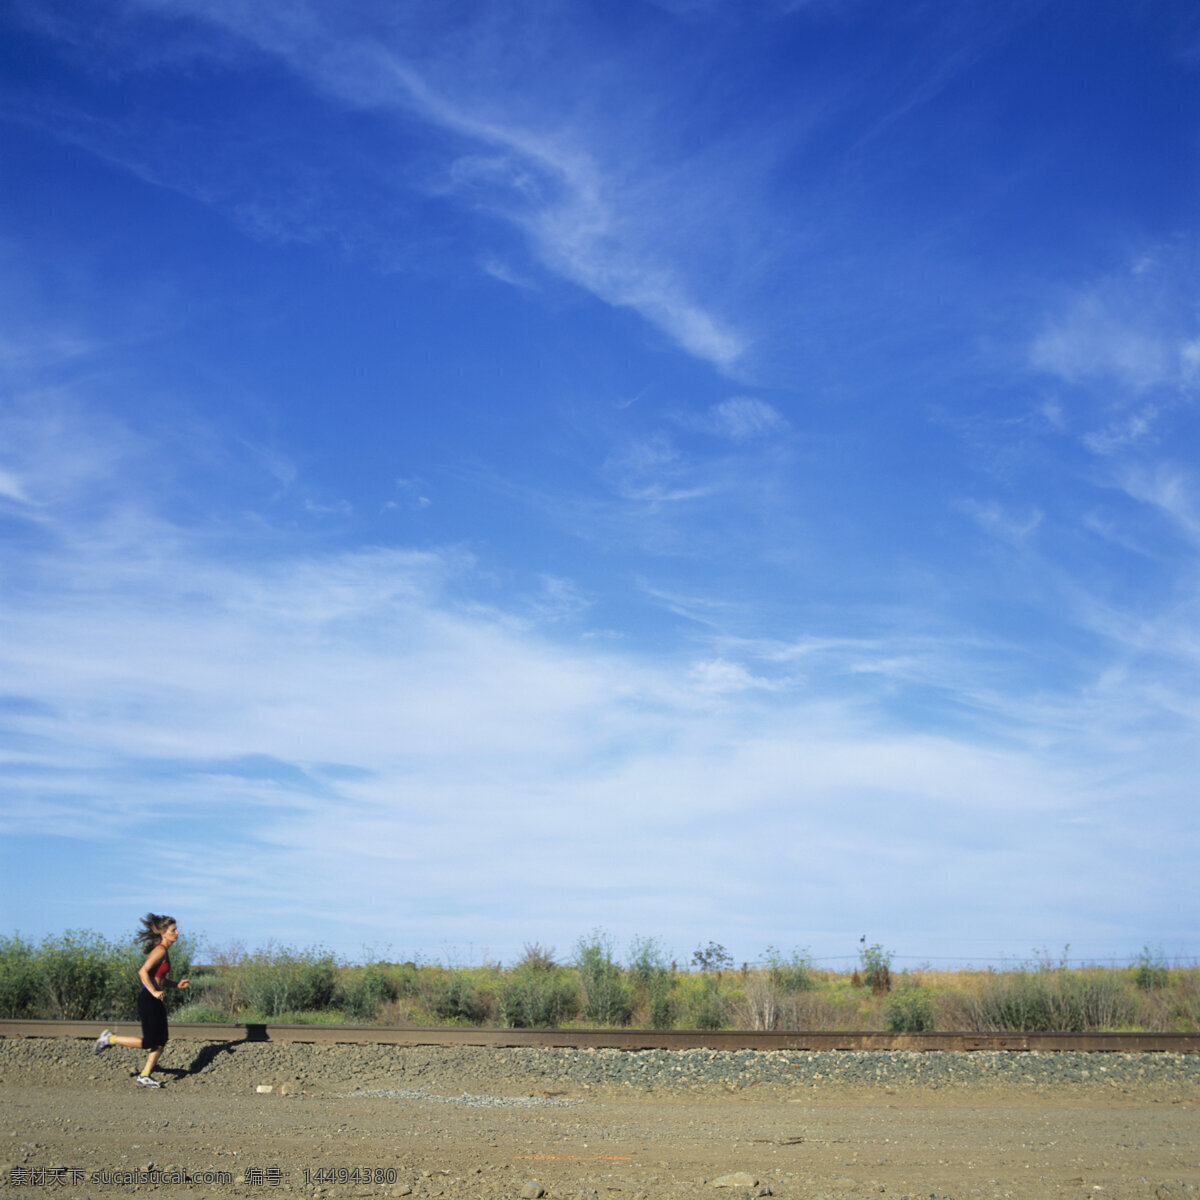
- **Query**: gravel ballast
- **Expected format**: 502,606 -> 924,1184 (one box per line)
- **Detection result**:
1,1036 -> 1197,1097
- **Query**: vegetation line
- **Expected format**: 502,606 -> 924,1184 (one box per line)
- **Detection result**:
2,932 -> 1196,1035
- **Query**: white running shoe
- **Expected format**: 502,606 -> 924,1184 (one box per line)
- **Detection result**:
135,1075 -> 161,1088
94,1030 -> 113,1054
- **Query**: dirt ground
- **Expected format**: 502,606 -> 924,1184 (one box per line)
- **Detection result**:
2,1072 -> 1197,1200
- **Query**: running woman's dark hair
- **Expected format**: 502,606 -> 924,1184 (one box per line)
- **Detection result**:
136,913 -> 176,953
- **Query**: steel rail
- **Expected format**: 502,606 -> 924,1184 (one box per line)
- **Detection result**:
1,1020 -> 1196,1053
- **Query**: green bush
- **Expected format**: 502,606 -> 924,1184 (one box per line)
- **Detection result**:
884,986 -> 935,1032
765,946 -> 815,994
498,967 -> 579,1028
428,971 -> 491,1024
1061,970 -> 1138,1030
648,987 -> 676,1030
574,931 -> 632,1026
628,936 -> 675,1029
180,970 -> 224,1005
1133,947 -> 1170,991
184,971 -> 238,1017
236,947 -> 337,1018
859,943 -> 893,995
628,936 -> 670,990
0,935 -> 39,1018
692,985 -> 731,1030
37,931 -> 115,1019
516,943 -> 558,972
336,964 -> 398,1022
969,967 -> 1137,1032
677,973 -> 730,1030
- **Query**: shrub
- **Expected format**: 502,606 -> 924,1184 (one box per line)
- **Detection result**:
202,941 -> 250,1016
0,935 -> 39,1018
677,973 -> 731,1030
859,943 -> 893,996
337,964 -> 398,1022
969,966 -> 1137,1032
628,936 -> 675,1029
392,962 -> 422,998
236,946 -> 338,1018
184,971 -> 238,1016
1174,969 -> 1200,1031
517,943 -> 558,972
1133,947 -> 1169,992
1060,970 -> 1138,1030
648,988 -> 677,1030
780,991 -> 851,1030
574,931 -> 632,1026
427,971 -> 491,1025
180,970 -> 226,1008
765,946 -> 815,994
37,931 -> 115,1020
884,986 -> 935,1032
498,967 -> 578,1028
628,937 -> 670,989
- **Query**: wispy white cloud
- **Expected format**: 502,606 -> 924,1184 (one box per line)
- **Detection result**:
385,477 -> 433,512
478,255 -> 538,291
1030,245 -> 1200,406
683,396 -> 790,442
0,390 -> 145,514
601,434 -> 717,506
688,657 -> 779,693
1082,407 -> 1160,456
1032,303 -> 1180,395
1114,463 -> 1200,542
956,497 -> 1043,545
303,496 -> 353,517
0,466 -> 31,504
64,0 -> 749,372
526,574 -> 593,623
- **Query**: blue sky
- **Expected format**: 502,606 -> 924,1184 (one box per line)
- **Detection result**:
2,0 -> 1198,971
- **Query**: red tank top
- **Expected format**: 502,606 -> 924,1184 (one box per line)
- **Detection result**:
152,945 -> 171,982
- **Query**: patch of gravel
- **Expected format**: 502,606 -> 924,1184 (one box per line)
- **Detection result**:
1,1036 -> 1197,1098
342,1088 -> 582,1107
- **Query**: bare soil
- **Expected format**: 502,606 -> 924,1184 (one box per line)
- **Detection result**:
1,1044 -> 1197,1199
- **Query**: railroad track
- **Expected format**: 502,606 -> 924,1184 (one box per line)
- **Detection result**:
2,1020 -> 1196,1053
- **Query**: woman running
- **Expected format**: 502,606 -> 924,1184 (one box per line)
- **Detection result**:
94,913 -> 190,1087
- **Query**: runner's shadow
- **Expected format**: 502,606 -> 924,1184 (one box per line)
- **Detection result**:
177,1024 -> 271,1077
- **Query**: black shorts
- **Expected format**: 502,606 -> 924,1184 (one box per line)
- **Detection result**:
137,988 -> 169,1049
